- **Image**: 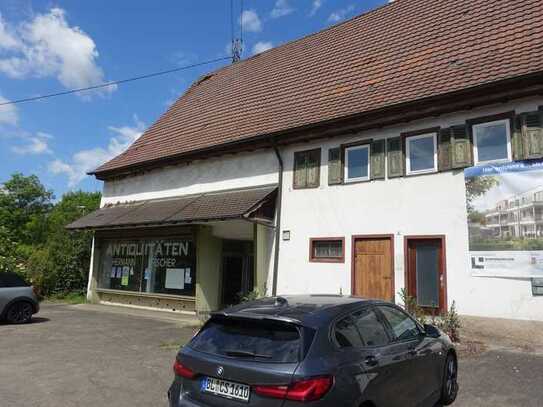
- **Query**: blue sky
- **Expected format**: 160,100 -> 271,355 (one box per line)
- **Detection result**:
0,0 -> 386,198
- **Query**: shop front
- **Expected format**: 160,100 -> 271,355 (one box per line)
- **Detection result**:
67,185 -> 277,317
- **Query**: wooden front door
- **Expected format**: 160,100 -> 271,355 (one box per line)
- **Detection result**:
405,237 -> 446,313
352,236 -> 394,301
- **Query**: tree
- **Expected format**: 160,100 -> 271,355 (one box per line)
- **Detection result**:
0,173 -> 54,245
465,176 -> 499,213
27,191 -> 101,295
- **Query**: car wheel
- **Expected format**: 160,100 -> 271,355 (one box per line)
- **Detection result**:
439,353 -> 458,405
5,301 -> 33,324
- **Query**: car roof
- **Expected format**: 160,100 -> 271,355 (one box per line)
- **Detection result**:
213,295 -> 387,329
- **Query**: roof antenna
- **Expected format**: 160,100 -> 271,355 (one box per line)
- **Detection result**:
231,0 -> 243,63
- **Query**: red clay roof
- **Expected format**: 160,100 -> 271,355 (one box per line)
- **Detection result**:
94,0 -> 543,176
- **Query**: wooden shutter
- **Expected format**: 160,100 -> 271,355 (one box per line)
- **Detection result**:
306,149 -> 321,188
438,128 -> 452,171
370,139 -> 386,180
520,110 -> 543,159
511,115 -> 524,161
451,125 -> 472,168
387,137 -> 404,178
328,147 -> 343,185
293,151 -> 308,189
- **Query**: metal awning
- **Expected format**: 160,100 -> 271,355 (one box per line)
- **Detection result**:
66,185 -> 277,231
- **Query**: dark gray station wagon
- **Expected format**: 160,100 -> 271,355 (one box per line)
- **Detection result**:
169,295 -> 458,407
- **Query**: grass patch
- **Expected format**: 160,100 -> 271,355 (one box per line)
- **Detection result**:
47,292 -> 87,304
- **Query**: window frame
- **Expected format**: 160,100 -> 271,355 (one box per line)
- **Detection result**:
309,237 -> 345,263
344,144 -> 371,183
293,148 -> 321,190
331,313 -> 364,349
405,132 -> 438,175
375,304 -> 423,343
472,118 -> 512,165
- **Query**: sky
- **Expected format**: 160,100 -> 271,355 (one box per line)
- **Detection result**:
0,0 -> 387,199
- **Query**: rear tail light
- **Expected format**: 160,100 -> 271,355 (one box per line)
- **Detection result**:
254,376 -> 333,402
173,360 -> 197,379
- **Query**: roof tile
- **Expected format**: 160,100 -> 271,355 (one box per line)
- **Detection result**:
94,0 -> 543,175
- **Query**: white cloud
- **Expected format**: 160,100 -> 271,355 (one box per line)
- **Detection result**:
240,10 -> 262,32
49,116 -> 145,187
328,5 -> 355,23
252,41 -> 273,55
0,8 -> 115,97
0,95 -> 18,126
12,132 -> 52,155
309,0 -> 323,16
271,0 -> 294,18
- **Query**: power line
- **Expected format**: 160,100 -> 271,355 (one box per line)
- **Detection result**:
0,56 -> 231,107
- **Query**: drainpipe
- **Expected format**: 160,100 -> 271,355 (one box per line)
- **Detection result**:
272,142 -> 283,296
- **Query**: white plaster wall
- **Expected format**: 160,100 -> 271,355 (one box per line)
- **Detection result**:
101,149 -> 279,205
276,96 -> 543,321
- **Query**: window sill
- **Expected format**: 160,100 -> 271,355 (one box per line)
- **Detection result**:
95,288 -> 195,301
309,257 -> 345,263
406,168 -> 437,176
474,158 -> 511,166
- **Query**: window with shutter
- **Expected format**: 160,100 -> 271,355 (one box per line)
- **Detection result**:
472,120 -> 511,165
405,133 -> 438,175
344,144 -> 370,182
370,139 -> 386,180
387,137 -> 404,178
293,148 -> 321,189
521,111 -> 543,159
328,147 -> 343,185
438,128 -> 452,171
451,125 -> 473,168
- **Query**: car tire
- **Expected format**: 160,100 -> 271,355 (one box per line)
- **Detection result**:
5,301 -> 33,324
438,353 -> 458,405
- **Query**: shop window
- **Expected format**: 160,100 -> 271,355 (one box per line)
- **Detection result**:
344,144 -> 370,182
97,238 -> 196,297
472,119 -> 512,165
293,148 -> 321,189
309,238 -> 344,263
405,133 -> 437,175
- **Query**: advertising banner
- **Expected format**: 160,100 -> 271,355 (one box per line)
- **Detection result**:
465,160 -> 543,277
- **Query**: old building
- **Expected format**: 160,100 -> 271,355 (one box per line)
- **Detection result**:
69,0 -> 543,320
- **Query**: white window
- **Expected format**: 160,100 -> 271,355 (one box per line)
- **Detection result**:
472,119 -> 512,165
405,133 -> 437,175
344,145 -> 370,182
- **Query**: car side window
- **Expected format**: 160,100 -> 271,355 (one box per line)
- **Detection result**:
378,306 -> 421,342
334,315 -> 363,348
0,272 -> 28,288
352,307 -> 389,347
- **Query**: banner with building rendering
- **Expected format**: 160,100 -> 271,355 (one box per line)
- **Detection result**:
465,160 -> 543,277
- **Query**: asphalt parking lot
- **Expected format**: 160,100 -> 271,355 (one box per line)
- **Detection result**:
1,303 -> 542,407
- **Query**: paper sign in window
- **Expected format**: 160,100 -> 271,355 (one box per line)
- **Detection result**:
165,268 -> 185,290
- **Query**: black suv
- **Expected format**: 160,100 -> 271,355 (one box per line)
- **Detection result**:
169,295 -> 458,406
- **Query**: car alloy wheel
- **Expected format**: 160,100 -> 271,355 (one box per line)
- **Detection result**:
444,354 -> 458,403
6,302 -> 33,324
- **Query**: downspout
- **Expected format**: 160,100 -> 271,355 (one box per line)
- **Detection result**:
272,142 -> 283,296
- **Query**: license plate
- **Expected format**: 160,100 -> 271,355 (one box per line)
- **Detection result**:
201,376 -> 250,402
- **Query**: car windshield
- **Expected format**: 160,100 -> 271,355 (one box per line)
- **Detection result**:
190,317 -> 302,363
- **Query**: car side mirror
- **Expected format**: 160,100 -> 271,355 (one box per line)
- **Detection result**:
423,324 -> 441,338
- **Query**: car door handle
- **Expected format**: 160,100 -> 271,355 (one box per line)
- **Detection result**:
364,355 -> 379,367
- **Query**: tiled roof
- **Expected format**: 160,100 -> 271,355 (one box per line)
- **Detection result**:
65,185 -> 277,230
93,0 -> 543,176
